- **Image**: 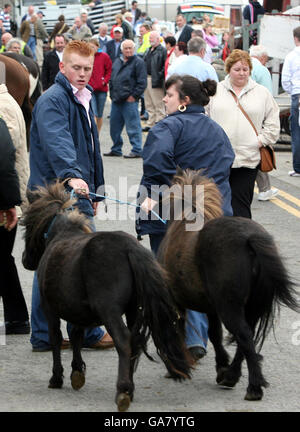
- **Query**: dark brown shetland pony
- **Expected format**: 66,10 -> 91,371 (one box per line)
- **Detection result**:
158,168 -> 299,401
21,182 -> 191,412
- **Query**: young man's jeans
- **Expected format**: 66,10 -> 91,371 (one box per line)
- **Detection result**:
291,94 -> 300,173
27,36 -> 37,60
110,101 -> 142,155
30,214 -> 104,349
149,233 -> 208,351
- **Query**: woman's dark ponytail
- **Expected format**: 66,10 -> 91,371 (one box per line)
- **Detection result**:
166,74 -> 217,107
202,79 -> 217,97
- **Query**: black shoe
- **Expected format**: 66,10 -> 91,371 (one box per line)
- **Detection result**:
103,151 -> 122,157
188,346 -> 206,361
5,320 -> 30,335
123,152 -> 142,159
142,126 -> 151,132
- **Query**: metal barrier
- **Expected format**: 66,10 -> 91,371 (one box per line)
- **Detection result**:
88,0 -> 126,32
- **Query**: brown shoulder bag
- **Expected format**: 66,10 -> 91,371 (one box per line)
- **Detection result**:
230,90 -> 276,172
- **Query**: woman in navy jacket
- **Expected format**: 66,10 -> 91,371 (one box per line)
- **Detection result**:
136,74 -> 235,361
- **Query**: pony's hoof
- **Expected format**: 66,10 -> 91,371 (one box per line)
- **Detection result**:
216,367 -> 228,384
71,370 -> 85,390
244,390 -> 263,401
116,392 -> 131,412
48,378 -> 63,389
218,378 -> 236,388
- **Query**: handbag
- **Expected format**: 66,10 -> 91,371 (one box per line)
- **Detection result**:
230,91 -> 276,172
259,145 -> 276,172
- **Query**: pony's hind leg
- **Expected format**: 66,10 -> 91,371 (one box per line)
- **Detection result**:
217,345 -> 244,388
47,315 -> 64,389
221,310 -> 268,401
207,313 -> 231,384
218,315 -> 262,389
125,308 -> 143,394
104,315 -> 133,412
69,326 -> 86,390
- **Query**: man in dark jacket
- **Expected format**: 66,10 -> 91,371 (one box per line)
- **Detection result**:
105,26 -> 124,63
41,34 -> 66,90
104,39 -> 147,158
28,40 -> 113,352
142,31 -> 167,131
175,14 -> 193,45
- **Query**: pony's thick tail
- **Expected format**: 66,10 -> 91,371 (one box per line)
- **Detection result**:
127,246 -> 192,381
246,233 -> 299,351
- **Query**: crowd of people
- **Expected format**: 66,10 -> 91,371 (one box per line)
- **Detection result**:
0,1 -> 299,363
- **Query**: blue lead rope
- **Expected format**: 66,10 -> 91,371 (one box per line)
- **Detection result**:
70,189 -> 167,225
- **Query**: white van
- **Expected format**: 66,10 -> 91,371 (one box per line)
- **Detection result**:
178,1 -> 225,24
178,1 -> 248,27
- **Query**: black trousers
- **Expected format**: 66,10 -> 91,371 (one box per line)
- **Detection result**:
0,225 -> 29,322
149,233 -> 165,256
229,167 -> 258,219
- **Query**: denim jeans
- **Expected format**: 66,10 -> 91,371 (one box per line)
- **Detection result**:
291,94 -> 300,173
30,214 -> 104,348
27,36 -> 36,60
149,233 -> 209,351
110,101 -> 142,155
91,91 -> 107,118
185,310 -> 208,350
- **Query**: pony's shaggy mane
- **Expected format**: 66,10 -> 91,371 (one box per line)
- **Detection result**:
170,168 -> 223,224
21,181 -> 92,250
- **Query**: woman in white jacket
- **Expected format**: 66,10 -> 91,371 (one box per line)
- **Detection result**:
206,49 -> 280,218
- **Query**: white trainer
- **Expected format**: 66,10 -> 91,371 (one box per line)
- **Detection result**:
289,171 -> 300,177
258,188 -> 279,201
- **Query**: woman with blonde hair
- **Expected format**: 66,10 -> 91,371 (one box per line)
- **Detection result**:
110,14 -> 123,38
206,49 -> 280,218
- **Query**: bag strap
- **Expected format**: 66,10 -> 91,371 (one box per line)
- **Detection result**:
230,90 -> 258,136
57,23 -> 66,35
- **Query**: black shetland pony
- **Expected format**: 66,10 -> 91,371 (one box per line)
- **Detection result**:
21,182 -> 191,412
158,168 -> 299,401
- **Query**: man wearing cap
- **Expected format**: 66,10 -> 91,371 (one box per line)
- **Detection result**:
37,10 -> 45,20
106,26 -> 124,63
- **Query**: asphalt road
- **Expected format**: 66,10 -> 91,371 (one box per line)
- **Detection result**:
0,101 -> 299,414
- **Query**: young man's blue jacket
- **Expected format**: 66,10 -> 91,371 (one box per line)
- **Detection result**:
28,72 -> 104,216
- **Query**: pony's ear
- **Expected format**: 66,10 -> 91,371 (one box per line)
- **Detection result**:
175,166 -> 185,177
26,189 -> 40,204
